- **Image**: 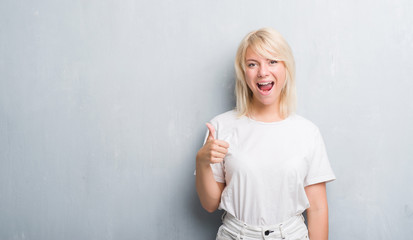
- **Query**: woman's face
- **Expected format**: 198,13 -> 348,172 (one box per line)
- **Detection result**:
244,47 -> 286,109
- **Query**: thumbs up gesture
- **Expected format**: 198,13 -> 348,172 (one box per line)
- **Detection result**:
206,123 -> 216,141
196,123 -> 230,166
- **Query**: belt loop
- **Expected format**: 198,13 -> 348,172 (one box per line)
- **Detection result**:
279,224 -> 285,239
236,223 -> 247,240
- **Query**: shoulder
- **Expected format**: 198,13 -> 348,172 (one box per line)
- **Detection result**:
288,114 -> 320,135
287,114 -> 327,150
209,110 -> 240,139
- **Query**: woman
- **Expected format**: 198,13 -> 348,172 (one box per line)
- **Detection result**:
195,28 -> 335,240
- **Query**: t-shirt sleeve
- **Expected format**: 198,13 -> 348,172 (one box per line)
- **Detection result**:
210,162 -> 225,183
304,127 -> 336,187
193,125 -> 226,183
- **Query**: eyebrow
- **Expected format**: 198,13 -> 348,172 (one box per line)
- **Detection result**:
245,59 -> 258,62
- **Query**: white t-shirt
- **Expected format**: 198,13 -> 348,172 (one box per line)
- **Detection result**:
206,110 -> 335,226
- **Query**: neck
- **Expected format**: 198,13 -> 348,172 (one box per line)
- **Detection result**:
249,99 -> 284,122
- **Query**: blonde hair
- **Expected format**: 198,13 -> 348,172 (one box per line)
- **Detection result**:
234,27 -> 296,118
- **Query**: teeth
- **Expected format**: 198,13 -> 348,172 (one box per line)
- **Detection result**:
258,82 -> 272,86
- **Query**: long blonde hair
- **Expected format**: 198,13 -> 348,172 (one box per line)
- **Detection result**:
234,28 -> 296,118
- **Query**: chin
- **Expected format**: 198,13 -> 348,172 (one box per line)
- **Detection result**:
256,98 -> 277,106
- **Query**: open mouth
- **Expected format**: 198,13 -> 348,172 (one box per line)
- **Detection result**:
257,81 -> 274,93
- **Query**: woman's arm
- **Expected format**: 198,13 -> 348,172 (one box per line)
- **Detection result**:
195,123 -> 229,212
195,163 -> 225,212
305,182 -> 329,240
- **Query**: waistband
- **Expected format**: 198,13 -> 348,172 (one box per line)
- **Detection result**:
221,212 -> 306,239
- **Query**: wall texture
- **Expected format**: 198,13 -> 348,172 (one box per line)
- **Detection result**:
1,0 -> 412,239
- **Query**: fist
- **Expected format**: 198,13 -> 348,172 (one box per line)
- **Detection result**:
196,123 -> 230,166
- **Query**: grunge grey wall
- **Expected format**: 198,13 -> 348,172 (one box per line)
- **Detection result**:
1,0 -> 412,239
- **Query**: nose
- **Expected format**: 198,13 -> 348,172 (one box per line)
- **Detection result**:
258,64 -> 269,78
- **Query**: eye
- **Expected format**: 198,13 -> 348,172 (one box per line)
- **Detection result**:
270,60 -> 278,64
247,63 -> 256,67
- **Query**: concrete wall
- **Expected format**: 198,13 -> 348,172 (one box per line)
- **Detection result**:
1,0 -> 412,239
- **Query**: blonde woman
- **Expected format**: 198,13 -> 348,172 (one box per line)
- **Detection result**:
195,28 -> 335,240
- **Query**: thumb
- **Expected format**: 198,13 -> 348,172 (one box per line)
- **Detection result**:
206,123 -> 215,140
